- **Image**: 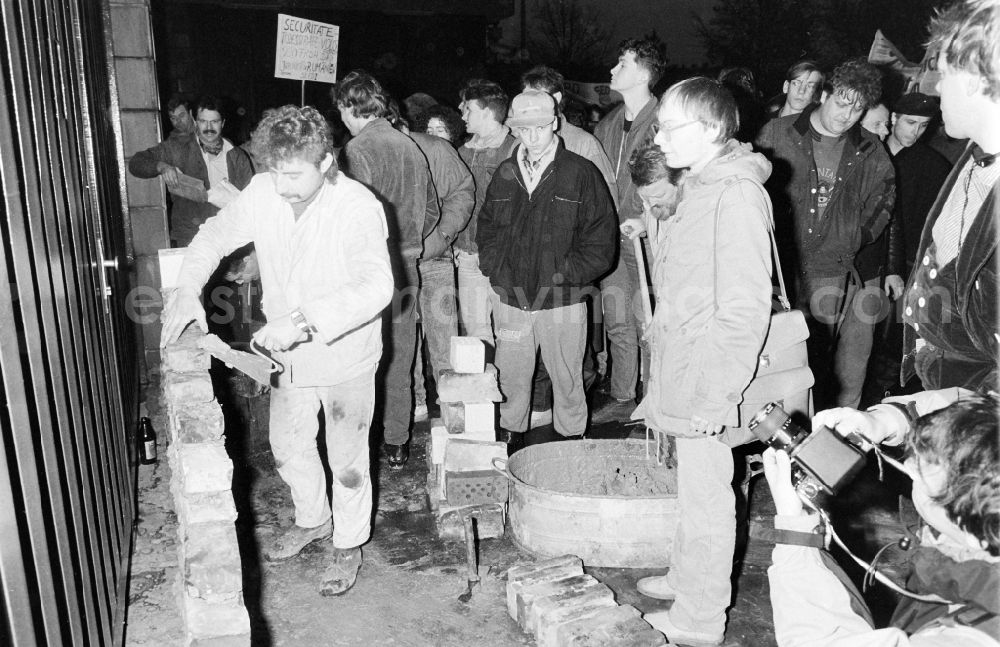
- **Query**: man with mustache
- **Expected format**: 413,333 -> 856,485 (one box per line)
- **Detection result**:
756,59 -> 896,409
129,95 -> 254,247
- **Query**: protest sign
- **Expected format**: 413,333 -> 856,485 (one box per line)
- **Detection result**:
274,14 -> 339,83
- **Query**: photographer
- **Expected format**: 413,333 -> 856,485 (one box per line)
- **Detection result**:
763,390 -> 1000,646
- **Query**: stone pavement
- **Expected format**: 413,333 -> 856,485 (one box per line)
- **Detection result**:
124,379 -> 908,646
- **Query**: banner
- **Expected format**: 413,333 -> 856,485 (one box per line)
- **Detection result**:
867,29 -> 928,93
274,14 -> 339,83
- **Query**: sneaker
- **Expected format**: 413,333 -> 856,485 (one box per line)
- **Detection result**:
529,408 -> 553,427
413,403 -> 429,422
265,519 -> 332,561
636,575 -> 676,600
643,610 -> 723,646
320,546 -> 363,596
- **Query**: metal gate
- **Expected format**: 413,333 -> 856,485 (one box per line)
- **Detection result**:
0,0 -> 138,645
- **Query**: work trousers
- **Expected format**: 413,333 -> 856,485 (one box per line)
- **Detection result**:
268,369 -> 375,549
835,277 -> 888,408
413,256 -> 458,404
455,250 -> 494,346
599,239 -> 642,400
665,434 -> 735,637
493,299 -> 587,436
382,261 -> 418,447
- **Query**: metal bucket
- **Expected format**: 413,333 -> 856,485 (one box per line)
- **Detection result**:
493,438 -> 678,568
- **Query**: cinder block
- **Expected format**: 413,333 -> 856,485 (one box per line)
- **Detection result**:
115,60 -> 158,109
437,365 -> 501,403
173,402 -> 225,443
537,594 -> 618,647
176,490 -> 237,526
434,503 -> 504,541
506,555 -> 584,621
518,574 -> 596,628
120,109 -> 161,157
556,604 -> 646,647
109,3 -> 153,57
177,442 -> 233,494
440,401 -> 496,437
183,596 -> 251,639
529,577 -> 615,636
189,634 -> 252,647
126,170 -> 166,208
443,438 -> 507,473
163,343 -> 210,373
183,523 -> 243,599
164,371 -> 215,404
129,207 -> 169,255
450,336 -> 485,373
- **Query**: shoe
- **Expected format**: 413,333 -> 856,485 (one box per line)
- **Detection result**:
413,403 -> 429,422
643,610 -> 723,646
320,546 -> 363,596
502,429 -> 525,457
384,442 -> 409,469
265,519 -> 332,561
636,575 -> 676,600
590,392 -> 636,425
529,408 -> 553,427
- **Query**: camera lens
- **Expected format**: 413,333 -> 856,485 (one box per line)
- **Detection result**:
748,402 -> 803,450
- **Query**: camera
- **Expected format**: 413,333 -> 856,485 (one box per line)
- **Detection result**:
748,402 -> 868,499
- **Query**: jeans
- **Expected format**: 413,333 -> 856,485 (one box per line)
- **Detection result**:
381,262 -> 418,446
413,256 -> 458,403
455,250 -> 494,346
599,239 -> 641,400
493,300 -> 587,436
665,435 -> 735,637
268,368 -> 375,549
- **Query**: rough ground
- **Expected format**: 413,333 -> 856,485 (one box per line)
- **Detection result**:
125,374 -> 908,646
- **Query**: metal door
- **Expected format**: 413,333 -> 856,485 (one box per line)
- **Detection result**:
0,0 -> 138,645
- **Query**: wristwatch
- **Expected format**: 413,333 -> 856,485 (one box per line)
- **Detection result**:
290,309 -> 313,333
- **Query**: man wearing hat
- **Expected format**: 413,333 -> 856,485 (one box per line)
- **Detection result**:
476,90 -> 617,453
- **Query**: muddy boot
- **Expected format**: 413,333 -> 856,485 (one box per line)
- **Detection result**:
266,519 -> 333,561
320,546 -> 363,596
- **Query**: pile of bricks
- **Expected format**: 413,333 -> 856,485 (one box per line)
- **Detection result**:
162,322 -> 251,646
426,337 -> 508,540
506,555 -> 666,647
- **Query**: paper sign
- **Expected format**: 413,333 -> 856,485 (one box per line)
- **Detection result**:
274,14 -> 339,83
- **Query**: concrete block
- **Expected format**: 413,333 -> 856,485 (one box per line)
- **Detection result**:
450,336 -> 485,373
537,595 -> 618,647
177,491 -> 237,526
129,206 -> 169,255
173,402 -> 225,444
183,523 -> 243,599
506,555 -> 584,621
518,574 -> 596,628
125,169 -> 166,208
443,438 -> 507,473
556,604 -> 644,646
183,596 -> 251,639
115,60 -> 159,109
109,3 -> 153,56
189,634 -> 252,647
437,365 -> 501,403
440,401 -> 496,438
529,577 -> 615,636
121,109 -> 161,157
163,343 -> 211,373
164,371 -> 215,404
429,423 -> 449,466
434,503 -> 504,541
177,443 -> 233,494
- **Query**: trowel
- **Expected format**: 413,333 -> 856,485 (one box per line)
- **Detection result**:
197,334 -> 283,386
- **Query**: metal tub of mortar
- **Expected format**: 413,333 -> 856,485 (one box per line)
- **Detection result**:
493,438 -> 678,568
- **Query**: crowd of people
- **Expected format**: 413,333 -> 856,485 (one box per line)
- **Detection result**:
149,0 -> 997,643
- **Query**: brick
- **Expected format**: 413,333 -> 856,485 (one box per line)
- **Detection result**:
530,577 -> 615,636
183,596 -> 251,639
449,336 -> 485,373
177,490 -> 237,526
518,574 -> 596,628
189,634 -> 252,647
177,443 -> 233,494
537,596 -> 618,647
173,402 -> 225,443
443,438 -> 506,472
437,365 -> 501,403
506,555 -> 584,620
164,371 -> 215,404
434,503 -> 505,541
163,343 -> 211,373
183,523 -> 243,599
556,604 -> 642,646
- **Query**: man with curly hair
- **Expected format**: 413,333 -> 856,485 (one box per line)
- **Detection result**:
756,58 -> 896,409
160,105 -> 394,597
901,0 -> 999,393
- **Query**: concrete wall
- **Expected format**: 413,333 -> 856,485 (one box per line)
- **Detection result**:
109,0 -> 170,375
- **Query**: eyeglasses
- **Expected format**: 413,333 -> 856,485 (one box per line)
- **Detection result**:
653,120 -> 699,139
